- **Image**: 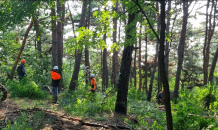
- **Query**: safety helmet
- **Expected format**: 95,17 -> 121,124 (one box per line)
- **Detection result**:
21,59 -> 26,63
53,66 -> 58,70
90,74 -> 95,77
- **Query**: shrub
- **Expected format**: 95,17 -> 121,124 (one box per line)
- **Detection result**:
6,79 -> 47,99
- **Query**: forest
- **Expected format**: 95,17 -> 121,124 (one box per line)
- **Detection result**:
0,0 -> 218,129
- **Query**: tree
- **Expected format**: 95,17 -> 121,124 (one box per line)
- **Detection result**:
57,0 -> 65,89
147,2 -> 160,101
173,0 -> 190,99
8,20 -> 34,80
165,0 -> 171,78
102,33 -> 109,92
159,1 -> 173,129
69,0 -> 88,91
115,3 -> 137,114
51,2 -> 58,68
112,1 -> 119,86
203,0 -> 217,85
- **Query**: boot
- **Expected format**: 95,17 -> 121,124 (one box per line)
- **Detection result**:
52,95 -> 58,104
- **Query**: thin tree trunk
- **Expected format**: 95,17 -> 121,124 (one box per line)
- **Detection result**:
173,0 -> 189,99
102,33 -> 109,92
113,1 -> 119,85
165,0 -> 171,78
8,20 -> 34,80
204,0 -> 217,85
51,5 -> 58,67
203,0 -> 210,85
85,0 -> 91,85
159,1 -> 173,129
115,11 -> 136,115
57,0 -> 65,89
208,47 -> 218,84
208,0 -> 218,84
138,21 -> 142,91
134,37 -> 137,88
147,2 -> 160,101
34,16 -> 42,57
145,32 -> 148,93
69,0 -> 88,91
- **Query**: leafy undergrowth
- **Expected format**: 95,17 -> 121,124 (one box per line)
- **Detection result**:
3,80 -> 218,129
5,79 -> 47,99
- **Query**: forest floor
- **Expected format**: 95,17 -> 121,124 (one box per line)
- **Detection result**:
0,96 -> 138,130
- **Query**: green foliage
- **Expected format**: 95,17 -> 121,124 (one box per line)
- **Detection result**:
172,84 -> 218,129
6,79 -> 47,99
3,111 -> 45,130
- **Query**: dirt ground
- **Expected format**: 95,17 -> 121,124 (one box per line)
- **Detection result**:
0,97 -> 132,130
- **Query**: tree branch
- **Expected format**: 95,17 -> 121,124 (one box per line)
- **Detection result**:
133,0 -> 160,41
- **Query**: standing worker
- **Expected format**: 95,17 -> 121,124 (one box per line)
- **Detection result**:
88,74 -> 97,93
16,59 -> 27,83
50,66 -> 61,104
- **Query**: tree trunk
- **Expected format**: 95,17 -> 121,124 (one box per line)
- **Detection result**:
8,20 -> 34,80
113,1 -> 119,85
85,0 -> 91,85
102,33 -> 109,92
51,5 -> 58,67
134,36 -> 137,88
145,32 -> 148,93
69,0 -> 88,91
159,1 -> 173,129
208,47 -> 218,84
147,2 -> 160,101
57,0 -> 65,89
138,21 -> 142,91
204,0 -> 217,85
173,0 -> 189,99
203,0 -> 210,85
34,16 -> 42,57
165,0 -> 171,78
115,11 -> 136,115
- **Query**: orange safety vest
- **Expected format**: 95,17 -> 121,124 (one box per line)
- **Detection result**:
91,78 -> 97,90
51,70 -> 61,80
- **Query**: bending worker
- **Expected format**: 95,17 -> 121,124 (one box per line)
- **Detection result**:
157,90 -> 164,104
88,74 -> 97,93
50,66 -> 61,104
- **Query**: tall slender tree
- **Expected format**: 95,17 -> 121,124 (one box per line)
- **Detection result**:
115,4 -> 137,114
203,0 -> 217,85
51,2 -> 58,67
69,0 -> 88,91
147,2 -> 160,101
159,1 -> 173,129
173,0 -> 190,99
112,1 -> 119,85
8,20 -> 34,80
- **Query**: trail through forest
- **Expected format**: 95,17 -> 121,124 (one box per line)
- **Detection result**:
0,96 -> 138,130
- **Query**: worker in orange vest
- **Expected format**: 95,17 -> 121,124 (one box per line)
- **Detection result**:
88,74 -> 97,93
50,66 -> 61,104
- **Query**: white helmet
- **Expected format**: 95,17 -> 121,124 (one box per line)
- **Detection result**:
90,74 -> 95,77
53,66 -> 58,70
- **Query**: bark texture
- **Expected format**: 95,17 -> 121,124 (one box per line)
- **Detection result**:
159,1 -> 173,129
173,0 -> 189,99
115,11 -> 136,115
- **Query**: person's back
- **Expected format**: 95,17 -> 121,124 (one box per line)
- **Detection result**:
51,66 -> 61,104
16,59 -> 26,82
157,91 -> 163,104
